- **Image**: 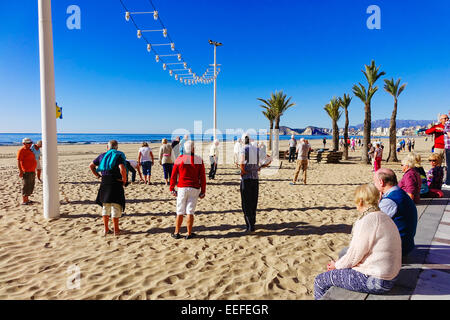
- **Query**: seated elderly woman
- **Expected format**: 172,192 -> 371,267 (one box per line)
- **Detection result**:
314,184 -> 402,300
399,153 -> 422,204
422,153 -> 444,198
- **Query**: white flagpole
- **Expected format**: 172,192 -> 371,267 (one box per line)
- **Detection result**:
38,0 -> 60,219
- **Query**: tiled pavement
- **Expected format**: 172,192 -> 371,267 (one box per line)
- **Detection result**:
411,205 -> 450,300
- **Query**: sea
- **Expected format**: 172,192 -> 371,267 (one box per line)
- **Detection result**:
0,133 -> 341,146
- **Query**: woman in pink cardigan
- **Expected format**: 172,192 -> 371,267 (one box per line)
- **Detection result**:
314,184 -> 402,300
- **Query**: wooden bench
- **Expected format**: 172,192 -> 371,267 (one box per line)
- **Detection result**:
321,195 -> 446,300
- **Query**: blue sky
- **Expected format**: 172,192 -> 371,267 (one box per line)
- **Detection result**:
0,0 -> 449,133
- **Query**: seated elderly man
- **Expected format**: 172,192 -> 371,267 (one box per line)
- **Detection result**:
373,168 -> 418,257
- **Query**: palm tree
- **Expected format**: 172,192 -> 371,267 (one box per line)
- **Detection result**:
260,106 -> 276,152
339,94 -> 352,160
384,78 -> 407,162
258,91 -> 295,157
324,97 -> 342,151
352,60 -> 386,164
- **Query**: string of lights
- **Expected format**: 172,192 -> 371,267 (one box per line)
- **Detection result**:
119,0 -> 220,86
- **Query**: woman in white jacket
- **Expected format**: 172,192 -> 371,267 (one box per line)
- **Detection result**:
314,183 -> 402,299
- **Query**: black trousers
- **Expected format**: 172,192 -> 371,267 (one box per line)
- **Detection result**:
289,147 -> 296,162
240,179 -> 259,231
209,156 -> 218,179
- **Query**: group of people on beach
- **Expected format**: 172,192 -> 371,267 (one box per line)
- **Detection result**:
16,112 -> 448,299
83,133 -> 272,238
339,137 -> 362,152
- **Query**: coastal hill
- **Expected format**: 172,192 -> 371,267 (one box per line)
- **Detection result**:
280,119 -> 434,136
350,119 -> 434,130
279,126 -> 329,136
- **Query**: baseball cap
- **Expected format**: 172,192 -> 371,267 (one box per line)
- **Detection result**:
22,138 -> 32,144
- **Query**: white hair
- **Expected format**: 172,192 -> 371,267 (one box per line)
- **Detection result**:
184,140 -> 194,154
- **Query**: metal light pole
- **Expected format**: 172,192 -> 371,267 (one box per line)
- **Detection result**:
209,40 -> 222,141
38,0 -> 60,219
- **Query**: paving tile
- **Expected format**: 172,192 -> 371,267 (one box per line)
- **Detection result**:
411,269 -> 450,300
434,224 -> 450,240
442,211 -> 450,224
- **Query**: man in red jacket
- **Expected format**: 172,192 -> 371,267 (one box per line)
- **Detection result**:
426,115 -> 448,154
17,137 -> 37,205
170,140 -> 206,239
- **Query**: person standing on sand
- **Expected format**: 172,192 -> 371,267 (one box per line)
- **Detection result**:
442,112 -> 450,186
159,138 -> 174,186
425,115 -> 447,158
30,140 -> 42,182
233,137 -> 242,167
314,184 -> 402,300
179,134 -> 190,156
208,139 -> 220,180
374,142 -> 383,172
171,136 -> 181,159
170,141 -> 206,239
239,133 -> 271,233
90,140 -> 127,236
291,138 -> 312,185
288,135 -> 297,163
17,137 -> 37,205
322,138 -> 326,149
138,142 -> 154,184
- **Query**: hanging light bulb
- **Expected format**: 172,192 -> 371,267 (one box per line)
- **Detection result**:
163,63 -> 167,70
147,44 -> 152,52
155,55 -> 160,62
125,12 -> 130,21
184,79 -> 187,84
162,29 -> 168,37
137,30 -> 142,38
193,73 -> 196,78
177,54 -> 181,61
188,68 -> 192,73
169,70 -> 173,76
170,43 -> 175,51
153,11 -> 159,20
183,62 -> 187,68
180,77 -> 183,81
175,74 -> 178,80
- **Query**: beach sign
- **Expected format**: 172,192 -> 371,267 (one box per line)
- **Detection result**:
56,102 -> 63,119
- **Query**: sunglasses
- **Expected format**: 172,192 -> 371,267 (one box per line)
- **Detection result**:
429,160 -> 437,162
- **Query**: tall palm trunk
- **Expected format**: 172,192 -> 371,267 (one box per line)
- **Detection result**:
268,120 -> 273,152
387,99 -> 398,162
362,102 -> 371,164
344,107 -> 349,160
332,120 -> 339,151
273,117 -> 280,159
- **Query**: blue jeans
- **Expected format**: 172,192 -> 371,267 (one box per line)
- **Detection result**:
141,161 -> 152,176
314,268 -> 396,300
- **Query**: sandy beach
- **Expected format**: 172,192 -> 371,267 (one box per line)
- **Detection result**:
0,136 -> 433,300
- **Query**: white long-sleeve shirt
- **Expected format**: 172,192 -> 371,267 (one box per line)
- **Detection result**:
335,211 -> 402,280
